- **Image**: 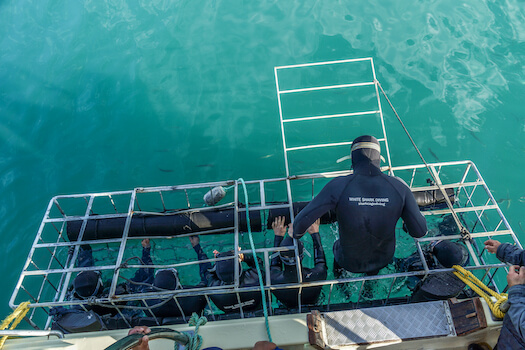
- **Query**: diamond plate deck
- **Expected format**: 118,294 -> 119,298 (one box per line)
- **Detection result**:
322,301 -> 455,346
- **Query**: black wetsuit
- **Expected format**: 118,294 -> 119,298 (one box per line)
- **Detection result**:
293,162 -> 427,274
270,234 -> 327,308
204,253 -> 264,313
144,244 -> 207,318
493,244 -> 525,349
68,245 -> 153,317
397,247 -> 467,302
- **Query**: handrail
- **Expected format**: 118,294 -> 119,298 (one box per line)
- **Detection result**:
0,329 -> 64,339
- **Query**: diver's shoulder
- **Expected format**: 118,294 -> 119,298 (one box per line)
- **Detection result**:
383,174 -> 410,187
331,173 -> 355,183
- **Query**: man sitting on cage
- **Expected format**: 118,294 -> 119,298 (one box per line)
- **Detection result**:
201,242 -> 265,313
270,216 -> 327,309
292,135 -> 428,276
396,239 -> 469,302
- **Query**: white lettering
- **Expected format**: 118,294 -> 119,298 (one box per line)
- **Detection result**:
375,198 -> 389,203
358,202 -> 386,207
349,196 -> 390,206
224,299 -> 256,310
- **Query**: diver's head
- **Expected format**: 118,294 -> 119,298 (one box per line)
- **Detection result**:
154,268 -> 182,290
279,236 -> 304,266
212,251 -> 242,283
430,240 -> 469,268
351,135 -> 381,168
73,270 -> 103,298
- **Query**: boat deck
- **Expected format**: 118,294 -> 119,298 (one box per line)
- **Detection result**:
3,299 -> 502,349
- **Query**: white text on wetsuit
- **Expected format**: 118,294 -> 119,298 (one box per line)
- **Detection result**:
348,197 -> 390,207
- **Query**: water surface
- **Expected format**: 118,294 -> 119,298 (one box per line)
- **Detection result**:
1,0 -> 524,318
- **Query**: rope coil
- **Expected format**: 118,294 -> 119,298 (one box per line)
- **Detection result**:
453,265 -> 508,319
185,313 -> 207,350
0,302 -> 31,349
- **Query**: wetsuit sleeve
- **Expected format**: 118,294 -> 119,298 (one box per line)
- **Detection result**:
309,232 -> 327,279
142,247 -> 153,265
400,185 -> 427,238
243,255 -> 265,285
130,247 -> 154,284
293,179 -> 341,238
194,244 -> 213,285
506,284 -> 525,342
311,232 -> 326,266
497,243 -> 525,266
243,254 -> 263,269
76,245 -> 94,268
206,270 -> 222,287
272,236 -> 284,267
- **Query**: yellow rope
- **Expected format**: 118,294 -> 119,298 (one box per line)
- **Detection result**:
0,302 -> 31,349
453,265 -> 507,319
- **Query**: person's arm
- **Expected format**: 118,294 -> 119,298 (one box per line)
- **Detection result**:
293,179 -> 341,239
272,216 -> 286,267
506,266 -> 525,340
243,254 -> 263,268
308,220 -> 327,278
496,243 -> 525,266
398,182 -> 427,238
76,245 -> 94,268
272,236 -> 284,268
130,239 -> 154,285
190,236 -> 212,285
128,326 -> 151,350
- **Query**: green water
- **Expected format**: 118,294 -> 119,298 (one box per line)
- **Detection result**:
1,0 -> 525,319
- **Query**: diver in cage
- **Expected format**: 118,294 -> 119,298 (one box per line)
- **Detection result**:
270,216 -> 327,308
66,239 -> 154,316
292,135 -> 428,276
140,236 -> 209,318
50,239 -> 154,333
396,239 -> 469,302
201,243 -> 265,313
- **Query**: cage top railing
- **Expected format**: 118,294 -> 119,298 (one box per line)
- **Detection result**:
274,57 -> 393,179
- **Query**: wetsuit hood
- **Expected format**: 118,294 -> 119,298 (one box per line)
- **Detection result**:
74,271 -> 103,298
154,268 -> 182,290
351,135 -> 381,170
211,251 -> 242,283
431,240 -> 469,268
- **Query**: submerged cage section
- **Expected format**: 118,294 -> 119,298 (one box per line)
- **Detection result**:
9,161 -> 520,331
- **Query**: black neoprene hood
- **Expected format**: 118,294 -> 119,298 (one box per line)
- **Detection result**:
351,135 -> 381,168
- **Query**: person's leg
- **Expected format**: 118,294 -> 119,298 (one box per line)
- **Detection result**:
332,240 -> 345,278
333,239 -> 352,299
362,268 -> 381,300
